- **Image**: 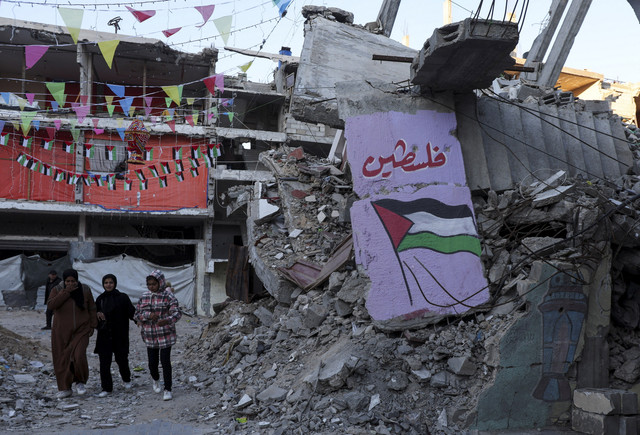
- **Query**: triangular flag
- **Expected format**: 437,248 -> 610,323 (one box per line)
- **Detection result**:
227,112 -> 234,123
116,127 -> 126,141
32,120 -> 40,131
107,84 -> 125,98
144,96 -> 153,107
46,126 -> 55,139
203,76 -> 217,95
107,103 -> 115,116
54,119 -> 62,130
46,82 -> 66,107
119,96 -> 134,116
213,15 -> 232,45
25,45 -> 49,69
166,119 -> 176,132
25,93 -> 35,105
187,98 -> 195,106
16,96 -> 27,111
192,111 -> 199,126
215,74 -> 225,94
272,0 -> 292,17
0,92 -> 9,104
239,60 -> 253,72
20,111 -> 36,135
144,105 -> 152,117
98,40 -> 120,69
195,5 -> 215,28
58,8 -> 84,44
162,27 -> 181,38
165,97 -> 172,108
162,86 -> 183,105
70,128 -> 80,143
51,101 -> 59,111
71,102 -> 90,123
129,104 -> 136,117
185,114 -> 195,127
126,6 -> 156,23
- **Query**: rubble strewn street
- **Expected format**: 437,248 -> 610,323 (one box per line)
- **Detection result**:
4,128 -> 640,433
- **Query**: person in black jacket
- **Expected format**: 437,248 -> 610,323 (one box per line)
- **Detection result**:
42,270 -> 61,330
94,274 -> 136,397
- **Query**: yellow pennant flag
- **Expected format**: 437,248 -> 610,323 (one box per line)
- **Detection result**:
239,60 -> 253,73
129,105 -> 136,117
16,96 -> 27,111
162,86 -> 183,105
20,111 -> 36,135
186,98 -> 195,106
11,121 -> 20,132
98,40 -> 120,68
58,7 -> 84,44
192,111 -> 199,126
213,15 -> 232,45
117,118 -> 124,128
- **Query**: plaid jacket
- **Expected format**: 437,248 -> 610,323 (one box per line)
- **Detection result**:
134,290 -> 182,349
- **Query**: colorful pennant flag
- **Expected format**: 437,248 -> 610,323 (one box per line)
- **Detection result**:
148,165 -> 159,178
175,171 -> 185,182
58,7 -> 84,44
20,111 -> 37,135
98,40 -> 120,69
172,147 -> 182,159
160,162 -> 171,174
25,45 -> 50,69
195,4 -> 215,28
162,27 -> 181,38
126,6 -> 156,23
119,96 -> 134,116
162,86 -> 183,105
239,60 -> 253,73
106,145 -> 117,161
135,169 -> 146,181
191,146 -> 202,159
272,0 -> 292,17
84,143 -> 95,158
144,147 -> 153,161
207,143 -> 221,158
213,15 -> 232,45
159,176 -> 168,188
107,84 -> 125,98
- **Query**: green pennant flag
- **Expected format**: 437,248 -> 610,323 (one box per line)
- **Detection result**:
58,7 -> 84,44
46,82 -> 66,108
20,111 -> 37,135
69,119 -> 81,142
165,97 -> 172,108
227,112 -> 234,123
213,15 -> 232,45
107,103 -> 115,116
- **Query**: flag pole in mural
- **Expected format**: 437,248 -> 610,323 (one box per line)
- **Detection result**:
371,197 -> 481,306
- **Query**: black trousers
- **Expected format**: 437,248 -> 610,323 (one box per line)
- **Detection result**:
147,347 -> 172,391
98,350 -> 132,392
45,309 -> 53,327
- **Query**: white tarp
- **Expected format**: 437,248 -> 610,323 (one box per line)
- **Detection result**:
73,255 -> 194,311
0,255 -> 24,306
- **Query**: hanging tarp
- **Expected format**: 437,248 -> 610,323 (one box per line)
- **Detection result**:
73,254 -> 194,311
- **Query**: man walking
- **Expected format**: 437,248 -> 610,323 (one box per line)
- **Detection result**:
42,270 -> 61,330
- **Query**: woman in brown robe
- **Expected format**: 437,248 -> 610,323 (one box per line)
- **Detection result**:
47,268 -> 97,399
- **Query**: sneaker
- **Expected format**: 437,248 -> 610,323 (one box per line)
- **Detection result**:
152,380 -> 161,393
123,382 -> 132,390
76,383 -> 87,396
163,390 -> 172,401
56,390 -> 72,399
97,391 -> 110,398
41,326 -> 51,330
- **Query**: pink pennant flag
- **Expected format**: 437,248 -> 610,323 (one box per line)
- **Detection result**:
144,96 -> 153,107
185,114 -> 195,127
204,74 -> 224,95
71,102 -> 90,123
166,119 -> 176,132
195,5 -> 215,28
46,126 -> 56,140
25,93 -> 35,105
54,119 -> 62,130
25,45 -> 49,69
207,112 -> 215,121
92,118 -> 104,135
126,6 -> 156,23
144,105 -> 152,117
162,27 -> 181,38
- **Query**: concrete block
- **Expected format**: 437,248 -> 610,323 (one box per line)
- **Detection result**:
573,388 -> 638,415
619,416 -> 639,435
572,408 -> 619,435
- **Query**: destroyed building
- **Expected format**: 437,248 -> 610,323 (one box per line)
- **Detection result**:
3,1 -> 640,434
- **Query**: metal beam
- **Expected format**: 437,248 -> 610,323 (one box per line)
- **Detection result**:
522,0 -> 568,82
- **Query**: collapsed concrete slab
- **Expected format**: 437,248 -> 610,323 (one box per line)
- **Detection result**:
411,19 -> 519,92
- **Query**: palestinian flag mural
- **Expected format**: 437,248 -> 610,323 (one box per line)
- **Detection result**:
371,198 -> 481,257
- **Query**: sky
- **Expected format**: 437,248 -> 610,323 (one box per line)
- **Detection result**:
0,0 -> 638,85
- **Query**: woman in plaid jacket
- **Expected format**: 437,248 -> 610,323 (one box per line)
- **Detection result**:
134,270 -> 181,401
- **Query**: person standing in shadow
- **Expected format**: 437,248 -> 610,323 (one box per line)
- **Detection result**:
42,270 -> 61,330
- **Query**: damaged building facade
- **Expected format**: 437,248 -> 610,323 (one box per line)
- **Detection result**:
3,0 -> 640,433
0,17 -> 335,315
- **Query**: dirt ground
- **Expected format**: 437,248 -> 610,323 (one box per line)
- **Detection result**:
0,307 -> 220,433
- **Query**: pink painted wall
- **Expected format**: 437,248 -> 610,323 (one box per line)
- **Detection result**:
346,110 -> 489,322
345,110 -> 466,197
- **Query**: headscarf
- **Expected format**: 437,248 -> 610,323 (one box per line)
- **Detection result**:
147,270 -> 166,292
63,268 -> 85,309
102,273 -> 118,289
